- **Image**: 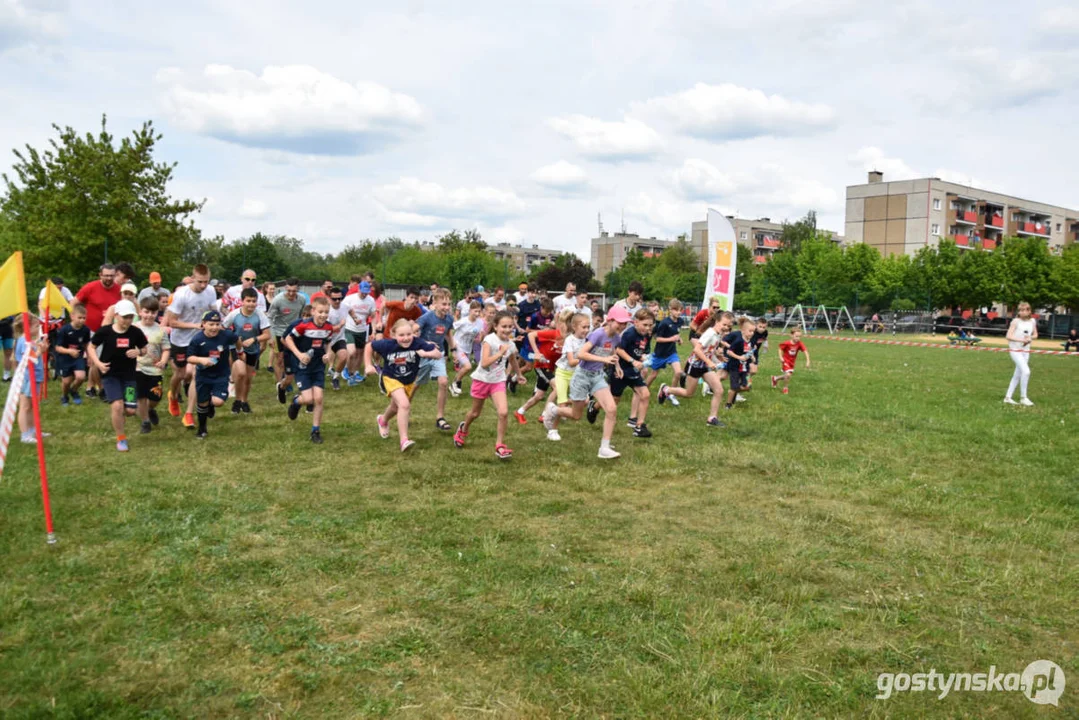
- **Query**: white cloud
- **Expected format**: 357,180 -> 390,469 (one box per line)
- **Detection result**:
850,146 -> 919,181
546,115 -> 663,161
950,48 -> 1077,107
933,168 -> 982,188
238,198 -> 269,219
373,176 -> 526,227
530,160 -> 590,195
633,83 -> 837,141
624,192 -> 701,236
1039,6 -> 1079,37
156,64 -> 425,155
0,0 -> 66,51
668,158 -> 737,201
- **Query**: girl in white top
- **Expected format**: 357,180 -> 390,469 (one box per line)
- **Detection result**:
453,310 -> 526,460
1004,301 -> 1037,406
657,311 -> 733,427
542,312 -> 591,441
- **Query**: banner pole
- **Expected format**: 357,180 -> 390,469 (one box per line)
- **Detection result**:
41,297 -> 49,399
23,311 -> 56,544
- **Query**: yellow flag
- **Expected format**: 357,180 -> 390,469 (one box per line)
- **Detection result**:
0,252 -> 28,319
42,278 -> 72,315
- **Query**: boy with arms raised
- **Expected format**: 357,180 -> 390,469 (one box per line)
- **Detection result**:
88,300 -> 147,451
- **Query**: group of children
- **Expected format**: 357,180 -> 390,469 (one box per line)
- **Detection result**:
16,282 -> 813,459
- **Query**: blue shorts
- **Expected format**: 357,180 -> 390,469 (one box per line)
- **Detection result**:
57,357 -> 87,377
295,367 -> 326,391
416,356 -> 447,385
20,372 -> 44,398
1,338 -> 14,351
102,376 -> 137,408
569,369 -> 608,402
649,352 -> 681,370
196,378 -> 229,405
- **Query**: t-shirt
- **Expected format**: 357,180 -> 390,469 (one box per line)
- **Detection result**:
553,294 -> 577,313
221,286 -> 267,314
326,304 -> 348,345
749,329 -> 769,360
137,285 -> 173,307
453,316 -> 484,358
557,334 -> 587,371
91,324 -> 148,380
618,326 -> 651,375
75,280 -> 122,332
188,329 -> 238,381
38,285 -> 75,325
528,311 -> 553,331
614,299 -> 643,318
455,299 -> 472,319
222,308 -> 271,355
572,304 -> 593,318
471,333 -> 517,384
341,293 -> 377,333
780,340 -> 807,370
55,323 -> 91,363
691,328 -> 724,367
136,322 -> 170,377
723,331 -> 749,372
531,328 -> 563,370
382,301 -> 424,339
579,327 -> 621,373
369,337 -> 435,385
516,298 -> 541,329
691,308 -> 711,332
167,285 -> 219,347
14,337 -> 45,383
267,293 -> 307,337
653,316 -> 681,353
416,311 -> 454,353
289,320 -> 334,372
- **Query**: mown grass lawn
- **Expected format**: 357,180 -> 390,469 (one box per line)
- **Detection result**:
1,338 -> 1076,718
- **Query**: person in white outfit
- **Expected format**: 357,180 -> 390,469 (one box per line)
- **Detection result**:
1004,301 -> 1037,406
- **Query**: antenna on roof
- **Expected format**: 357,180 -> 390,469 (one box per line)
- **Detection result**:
620,209 -> 627,234
597,212 -> 604,236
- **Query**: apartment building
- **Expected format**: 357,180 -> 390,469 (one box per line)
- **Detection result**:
490,242 -> 563,274
845,171 -> 1079,256
590,231 -> 677,278
690,216 -> 843,265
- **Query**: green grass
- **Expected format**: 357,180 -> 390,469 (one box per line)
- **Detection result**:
1,340 -> 1077,718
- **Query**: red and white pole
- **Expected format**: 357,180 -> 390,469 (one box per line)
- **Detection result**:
23,310 -> 56,544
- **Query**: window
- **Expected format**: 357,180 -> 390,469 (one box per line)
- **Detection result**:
740,231 -> 747,240
1056,223 -> 1061,232
950,200 -> 959,210
933,198 -> 941,210
931,224 -> 940,236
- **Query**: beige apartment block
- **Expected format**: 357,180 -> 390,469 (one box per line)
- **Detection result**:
691,217 -> 842,266
845,171 -> 1079,257
590,232 -> 677,278
490,242 -> 563,274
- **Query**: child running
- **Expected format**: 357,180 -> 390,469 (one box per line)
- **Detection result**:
516,308 -> 573,424
415,288 -> 456,431
1004,301 -> 1036,406
449,300 -> 483,397
282,297 -> 333,443
222,287 -> 271,412
88,300 -> 148,451
616,308 -> 656,438
723,317 -> 757,410
542,312 -> 591,442
545,306 -> 631,459
54,304 -> 90,406
745,316 -> 769,397
135,298 -> 170,434
772,328 -> 810,394
643,299 -> 684,404
14,315 -> 49,444
365,318 -> 442,452
187,310 -> 241,439
658,311 -> 732,427
453,310 -> 526,459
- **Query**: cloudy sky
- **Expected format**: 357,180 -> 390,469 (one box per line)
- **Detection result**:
2,0 -> 1077,260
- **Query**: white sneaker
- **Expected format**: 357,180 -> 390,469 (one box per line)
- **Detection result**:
448,382 -> 461,397
702,384 -> 712,396
668,395 -> 680,406
597,445 -> 621,459
1019,397 -> 1034,407
735,394 -> 747,403
1003,397 -> 1019,405
547,429 -> 561,441
21,433 -> 36,444
542,403 -> 557,430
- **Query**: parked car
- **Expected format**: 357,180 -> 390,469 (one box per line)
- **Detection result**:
769,313 -> 786,327
933,315 -> 965,333
894,315 -> 923,331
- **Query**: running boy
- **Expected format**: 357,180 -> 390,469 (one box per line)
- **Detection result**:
643,299 -> 684,397
415,288 -> 456,431
187,310 -> 241,439
366,318 -> 442,452
746,316 -> 769,392
516,308 -> 572,424
659,311 -> 732,427
772,328 -> 810,395
54,304 -> 90,406
340,280 -> 378,384
615,308 -> 655,438
135,297 -> 170,433
88,300 -> 148,451
222,287 -> 271,412
282,296 -> 333,443
450,300 -> 483,396
723,317 -> 756,410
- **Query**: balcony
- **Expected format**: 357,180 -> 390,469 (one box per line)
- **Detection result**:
982,239 -> 997,250
753,255 -> 769,264
756,236 -> 782,249
954,234 -> 970,246
986,214 -> 1004,228
956,210 -> 978,224
1017,221 -> 1050,238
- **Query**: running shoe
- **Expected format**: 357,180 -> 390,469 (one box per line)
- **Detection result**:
495,443 -> 513,459
514,411 -> 527,425
586,398 -> 598,424
377,414 -> 390,439
597,446 -> 621,459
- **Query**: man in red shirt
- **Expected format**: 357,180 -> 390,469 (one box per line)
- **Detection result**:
381,287 -> 423,339
310,280 -> 334,302
75,263 -> 123,398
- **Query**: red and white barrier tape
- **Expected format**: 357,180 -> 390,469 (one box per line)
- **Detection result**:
0,350 -> 33,479
793,334 -> 1079,356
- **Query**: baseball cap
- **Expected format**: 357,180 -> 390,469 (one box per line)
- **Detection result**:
121,282 -> 138,295
149,271 -> 161,283
114,300 -> 138,317
474,285 -> 485,293
359,281 -> 372,292
606,305 -> 632,323
202,310 -> 222,323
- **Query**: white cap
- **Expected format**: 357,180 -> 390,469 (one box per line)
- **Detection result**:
121,283 -> 138,295
114,299 -> 138,317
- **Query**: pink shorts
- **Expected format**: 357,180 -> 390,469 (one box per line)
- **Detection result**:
470,379 -> 506,399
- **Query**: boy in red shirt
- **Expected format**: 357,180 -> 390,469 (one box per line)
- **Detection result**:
515,308 -> 571,424
772,328 -> 811,395
381,287 -> 423,339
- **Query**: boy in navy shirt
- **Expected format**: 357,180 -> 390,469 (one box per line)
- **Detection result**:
282,296 -> 333,443
187,310 -> 241,439
55,304 -> 91,406
644,299 -> 684,394
746,316 -> 769,394
414,288 -> 456,431
722,317 -> 756,410
613,308 -> 655,438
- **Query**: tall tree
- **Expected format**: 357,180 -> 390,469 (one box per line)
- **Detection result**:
998,236 -> 1057,310
0,115 -> 204,282
530,253 -> 598,292
1050,243 -> 1079,312
780,211 -> 817,254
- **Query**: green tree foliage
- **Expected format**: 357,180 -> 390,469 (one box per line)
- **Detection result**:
1051,244 -> 1079,312
780,211 -> 817,254
998,236 -> 1056,310
953,245 -> 1003,311
0,115 -> 204,284
216,232 -> 289,282
529,253 -> 599,293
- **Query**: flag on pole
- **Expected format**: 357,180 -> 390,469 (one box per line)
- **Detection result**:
0,251 -> 29,318
41,278 -> 72,316
703,209 -> 738,311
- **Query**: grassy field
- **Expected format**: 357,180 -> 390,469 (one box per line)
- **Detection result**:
1,337 -> 1076,718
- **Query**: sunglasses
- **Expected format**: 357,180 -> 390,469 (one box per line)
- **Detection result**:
243,277 -> 256,281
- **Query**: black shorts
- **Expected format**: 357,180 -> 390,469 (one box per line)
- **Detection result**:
274,335 -> 288,353
136,373 -> 163,401
0,321 -> 12,341
57,357 -> 87,377
331,339 -> 346,354
688,361 -> 708,379
728,369 -> 749,390
295,367 -> 326,391
196,378 -> 229,405
171,345 -> 188,368
610,370 -> 646,397
102,376 -> 137,408
534,366 -> 553,393
243,352 -> 259,369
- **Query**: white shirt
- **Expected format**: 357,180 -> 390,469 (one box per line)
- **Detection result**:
222,285 -> 267,314
455,299 -> 472,319
1008,318 -> 1036,351
553,293 -> 577,313
471,333 -> 516,384
572,304 -> 592,318
38,285 -> 75,324
167,284 -> 219,347
327,304 -> 348,344
557,334 -> 587,371
491,297 -> 507,311
694,328 -> 724,365
614,299 -> 643,317
340,293 -> 377,333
